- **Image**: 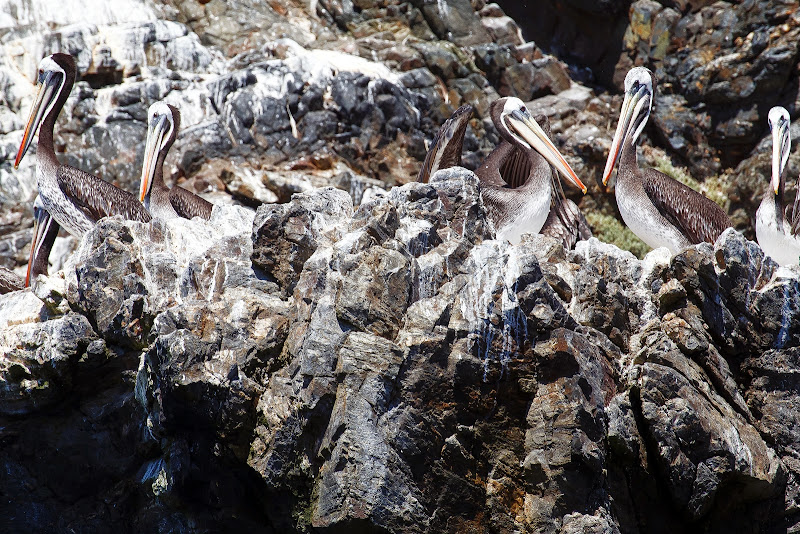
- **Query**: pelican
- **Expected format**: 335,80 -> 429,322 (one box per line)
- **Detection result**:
755,106 -> 800,265
417,104 -> 473,183
14,53 -> 151,239
140,103 -> 213,219
0,196 -> 59,293
26,195 -> 61,287
476,97 -> 587,244
602,67 -> 731,253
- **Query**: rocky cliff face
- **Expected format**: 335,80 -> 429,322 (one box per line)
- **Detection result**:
2,1 -> 800,533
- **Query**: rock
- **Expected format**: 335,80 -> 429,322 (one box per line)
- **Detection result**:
636,359 -> 782,520
499,57 -> 572,101
251,187 -> 353,295
479,4 -> 524,46
414,0 -> 491,46
3,0 -> 800,532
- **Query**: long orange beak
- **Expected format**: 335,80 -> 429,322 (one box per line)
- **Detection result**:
508,109 -> 587,194
15,70 -> 62,168
139,114 -> 169,203
602,85 -> 650,187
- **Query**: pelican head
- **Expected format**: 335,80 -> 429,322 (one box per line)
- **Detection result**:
139,102 -> 180,205
15,53 -> 76,167
25,195 -> 56,287
602,67 -> 655,186
491,97 -> 587,193
768,106 -> 791,196
439,104 -> 472,146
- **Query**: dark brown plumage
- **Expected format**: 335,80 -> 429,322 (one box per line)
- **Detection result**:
15,53 -> 151,239
637,160 -> 732,246
58,165 -> 155,224
603,67 -> 731,252
417,104 -> 473,183
141,103 -> 213,220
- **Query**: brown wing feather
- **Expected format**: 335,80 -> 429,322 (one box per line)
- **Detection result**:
476,141 -> 528,188
641,167 -> 731,244
499,143 -> 532,189
57,166 -> 152,223
418,105 -> 473,182
169,186 -> 213,220
541,198 -> 592,249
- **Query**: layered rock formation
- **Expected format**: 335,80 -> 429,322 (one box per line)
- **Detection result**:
2,167 -> 799,532
2,0 -> 800,533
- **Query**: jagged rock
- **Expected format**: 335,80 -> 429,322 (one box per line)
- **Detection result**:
3,162 -> 800,533
479,3 -> 524,46
251,187 -> 353,295
0,282 -> 101,415
4,0 -> 800,532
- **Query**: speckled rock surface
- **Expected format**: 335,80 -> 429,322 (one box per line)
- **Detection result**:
1,165 -> 799,532
3,1 -> 800,533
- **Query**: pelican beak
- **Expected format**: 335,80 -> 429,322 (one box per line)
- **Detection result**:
139,114 -> 169,203
508,109 -> 587,194
15,69 -> 64,168
771,116 -> 790,196
25,203 -> 53,287
602,84 -> 650,187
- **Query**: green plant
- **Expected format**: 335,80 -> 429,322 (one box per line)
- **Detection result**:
585,211 -> 651,259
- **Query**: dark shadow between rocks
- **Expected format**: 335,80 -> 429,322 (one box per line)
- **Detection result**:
494,0 -> 632,87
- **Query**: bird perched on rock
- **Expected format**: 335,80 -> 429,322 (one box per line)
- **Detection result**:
756,106 -> 800,265
602,67 -> 731,253
15,53 -> 152,239
139,102 -> 213,220
476,97 -> 587,245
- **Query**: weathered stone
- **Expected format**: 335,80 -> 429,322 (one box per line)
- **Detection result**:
3,0 -> 800,532
636,361 -> 782,521
414,0 -> 491,46
251,187 -> 353,295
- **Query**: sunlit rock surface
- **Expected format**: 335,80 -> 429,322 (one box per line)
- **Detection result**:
1,163 -> 799,532
3,0 -> 800,533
